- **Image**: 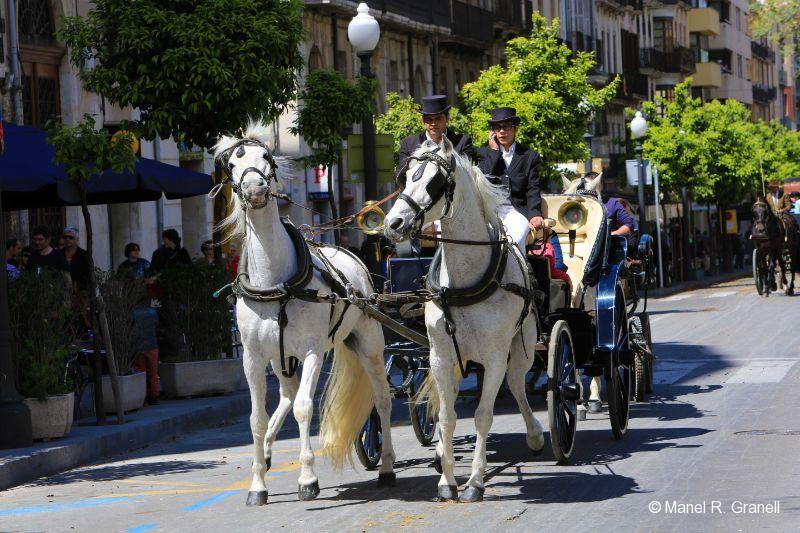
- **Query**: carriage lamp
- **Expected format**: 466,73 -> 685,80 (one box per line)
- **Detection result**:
630,111 -> 648,232
349,3 -> 381,202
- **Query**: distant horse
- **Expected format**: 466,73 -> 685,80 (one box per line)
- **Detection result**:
751,198 -> 797,296
214,120 -> 396,506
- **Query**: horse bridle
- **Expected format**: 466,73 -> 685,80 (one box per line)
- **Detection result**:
212,138 -> 279,209
396,149 -> 457,235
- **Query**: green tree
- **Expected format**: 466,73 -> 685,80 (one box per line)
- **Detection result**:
750,0 -> 800,57
752,121 -> 800,189
376,93 -> 424,162
59,0 -> 304,149
458,13 -> 618,180
48,115 -> 137,423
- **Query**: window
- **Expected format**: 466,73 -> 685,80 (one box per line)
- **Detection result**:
737,54 -> 743,78
439,66 -> 448,96
18,0 -> 56,47
388,60 -> 400,94
735,7 -> 741,32
653,19 -> 675,53
308,46 -> 324,73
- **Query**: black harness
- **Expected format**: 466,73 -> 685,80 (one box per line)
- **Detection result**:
212,139 -> 280,209
395,149 -> 457,235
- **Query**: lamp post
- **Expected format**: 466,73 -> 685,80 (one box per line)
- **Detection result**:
348,3 -> 380,202
630,111 -> 648,233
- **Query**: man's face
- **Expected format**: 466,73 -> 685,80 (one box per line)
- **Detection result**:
491,121 -> 517,147
129,248 -> 140,260
422,113 -> 448,141
10,240 -> 22,256
32,234 -> 49,251
62,231 -> 78,249
163,237 -> 175,249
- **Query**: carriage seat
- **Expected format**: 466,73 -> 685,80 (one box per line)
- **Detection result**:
540,194 -> 608,306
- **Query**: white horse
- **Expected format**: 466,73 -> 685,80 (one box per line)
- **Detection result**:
214,121 -> 395,506
383,139 -> 544,502
562,172 -> 605,413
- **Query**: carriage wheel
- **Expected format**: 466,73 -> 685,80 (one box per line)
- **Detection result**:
629,316 -> 646,403
408,363 -> 437,446
753,250 -> 765,296
547,320 -> 579,465
354,407 -> 382,470
606,290 -> 631,440
640,313 -> 655,394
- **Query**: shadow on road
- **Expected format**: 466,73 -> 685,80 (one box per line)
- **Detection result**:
30,460 -> 225,487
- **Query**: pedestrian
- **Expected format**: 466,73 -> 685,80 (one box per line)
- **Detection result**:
226,242 -> 241,279
476,106 -> 543,253
791,192 -> 800,215
730,232 -> 743,269
118,242 -> 154,279
6,237 -> 22,267
132,303 -> 161,405
150,228 -> 192,272
199,240 -> 216,266
27,225 -> 71,282
61,227 -> 92,292
339,234 -> 362,259
396,94 -> 476,185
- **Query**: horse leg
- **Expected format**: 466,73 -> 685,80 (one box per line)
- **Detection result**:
294,351 -> 323,501
243,351 -> 270,506
461,359 -> 506,503
263,363 -> 299,472
587,376 -> 602,413
352,323 -> 396,486
507,335 -> 545,454
431,356 -> 459,501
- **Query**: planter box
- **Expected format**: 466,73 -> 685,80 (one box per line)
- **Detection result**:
159,358 -> 245,398
102,372 -> 147,414
24,393 -> 75,440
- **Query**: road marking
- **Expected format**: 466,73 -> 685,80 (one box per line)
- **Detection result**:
0,496 -> 132,516
725,361 -> 796,383
125,524 -> 156,533
117,479 -> 209,488
182,490 -> 240,511
708,291 -> 736,298
654,362 -> 704,385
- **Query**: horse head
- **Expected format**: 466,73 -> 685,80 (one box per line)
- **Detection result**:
562,172 -> 603,195
751,198 -> 776,241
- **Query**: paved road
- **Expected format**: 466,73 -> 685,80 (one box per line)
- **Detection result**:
2,277 -> 799,532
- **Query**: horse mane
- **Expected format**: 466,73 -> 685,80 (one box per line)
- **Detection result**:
408,138 -> 505,224
213,118 -> 293,242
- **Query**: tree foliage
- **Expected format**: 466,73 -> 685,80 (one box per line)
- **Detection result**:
375,92 -> 424,159
750,0 -> 800,57
290,69 -> 376,168
60,0 -> 305,149
458,14 -> 618,179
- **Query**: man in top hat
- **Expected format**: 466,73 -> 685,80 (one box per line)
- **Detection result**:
396,94 -> 476,184
477,107 -> 543,253
765,180 -> 792,214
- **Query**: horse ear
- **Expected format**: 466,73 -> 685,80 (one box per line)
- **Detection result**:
589,173 -> 603,190
561,174 -> 572,191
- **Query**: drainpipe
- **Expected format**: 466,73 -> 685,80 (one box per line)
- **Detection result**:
154,135 -> 164,239
7,0 -> 23,124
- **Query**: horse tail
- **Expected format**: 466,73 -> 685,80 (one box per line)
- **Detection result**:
319,335 -> 373,470
412,365 -> 461,422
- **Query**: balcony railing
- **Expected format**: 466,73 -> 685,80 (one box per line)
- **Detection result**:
751,41 -> 776,63
780,69 -> 788,86
752,84 -> 777,104
640,48 -> 667,71
495,0 -> 523,28
374,0 -> 451,28
451,1 -> 493,43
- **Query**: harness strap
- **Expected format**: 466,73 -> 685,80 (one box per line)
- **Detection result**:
277,300 -> 298,378
442,303 -> 468,378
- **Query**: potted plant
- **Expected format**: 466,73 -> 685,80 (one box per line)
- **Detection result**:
97,270 -> 147,413
157,263 -> 242,398
8,271 -> 76,440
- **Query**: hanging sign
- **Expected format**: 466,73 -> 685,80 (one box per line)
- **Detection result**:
307,165 -> 331,201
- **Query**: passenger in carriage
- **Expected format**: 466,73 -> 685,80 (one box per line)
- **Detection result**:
396,94 -> 476,185
583,172 -> 634,238
476,107 -> 544,253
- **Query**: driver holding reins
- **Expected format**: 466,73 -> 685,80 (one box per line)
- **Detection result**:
477,107 -> 544,253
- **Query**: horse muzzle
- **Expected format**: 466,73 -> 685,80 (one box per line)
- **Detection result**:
384,214 -> 414,242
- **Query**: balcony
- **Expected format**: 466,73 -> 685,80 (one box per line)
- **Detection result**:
780,69 -> 788,86
495,0 -> 523,29
693,62 -> 722,88
639,47 -> 694,74
688,8 -> 721,36
365,1 -> 451,28
450,1 -> 493,44
639,48 -> 666,74
751,41 -> 776,63
753,84 -> 777,104
625,0 -> 644,9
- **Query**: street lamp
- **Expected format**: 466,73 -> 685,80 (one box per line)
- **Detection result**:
630,110 -> 648,232
348,3 -> 380,201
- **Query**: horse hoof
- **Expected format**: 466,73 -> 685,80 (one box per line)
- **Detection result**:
431,455 -> 443,474
377,472 -> 396,488
526,434 -> 545,456
298,481 -> 320,501
577,406 -> 587,421
246,490 -> 268,506
459,486 -> 484,503
436,485 -> 458,501
587,400 -> 602,414
265,457 -> 271,472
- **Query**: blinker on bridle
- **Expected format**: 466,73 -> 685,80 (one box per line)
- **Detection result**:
209,138 -> 278,209
395,149 -> 457,235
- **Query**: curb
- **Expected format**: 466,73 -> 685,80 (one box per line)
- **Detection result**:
0,391 -> 251,491
649,270 -> 750,298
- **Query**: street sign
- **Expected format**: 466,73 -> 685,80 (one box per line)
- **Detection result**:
625,159 -> 653,186
306,165 -> 331,201
725,209 -> 738,234
346,133 -> 395,183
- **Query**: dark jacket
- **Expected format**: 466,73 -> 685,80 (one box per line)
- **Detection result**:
396,131 -> 476,185
477,144 -> 542,220
151,246 -> 192,272
65,247 -> 92,291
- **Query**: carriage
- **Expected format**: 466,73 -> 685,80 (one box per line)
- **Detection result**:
354,189 -> 656,467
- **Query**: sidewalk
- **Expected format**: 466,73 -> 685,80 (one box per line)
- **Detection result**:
0,386 -> 266,491
649,267 -> 750,298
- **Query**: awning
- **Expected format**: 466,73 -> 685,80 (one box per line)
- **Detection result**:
0,121 -> 214,210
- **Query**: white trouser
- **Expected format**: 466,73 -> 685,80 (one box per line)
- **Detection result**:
499,201 -> 530,254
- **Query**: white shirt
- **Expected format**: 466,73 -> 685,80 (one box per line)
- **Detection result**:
501,142 -> 516,169
425,130 -> 447,150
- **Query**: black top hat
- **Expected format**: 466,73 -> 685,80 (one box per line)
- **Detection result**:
420,95 -> 451,115
487,107 -> 521,125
